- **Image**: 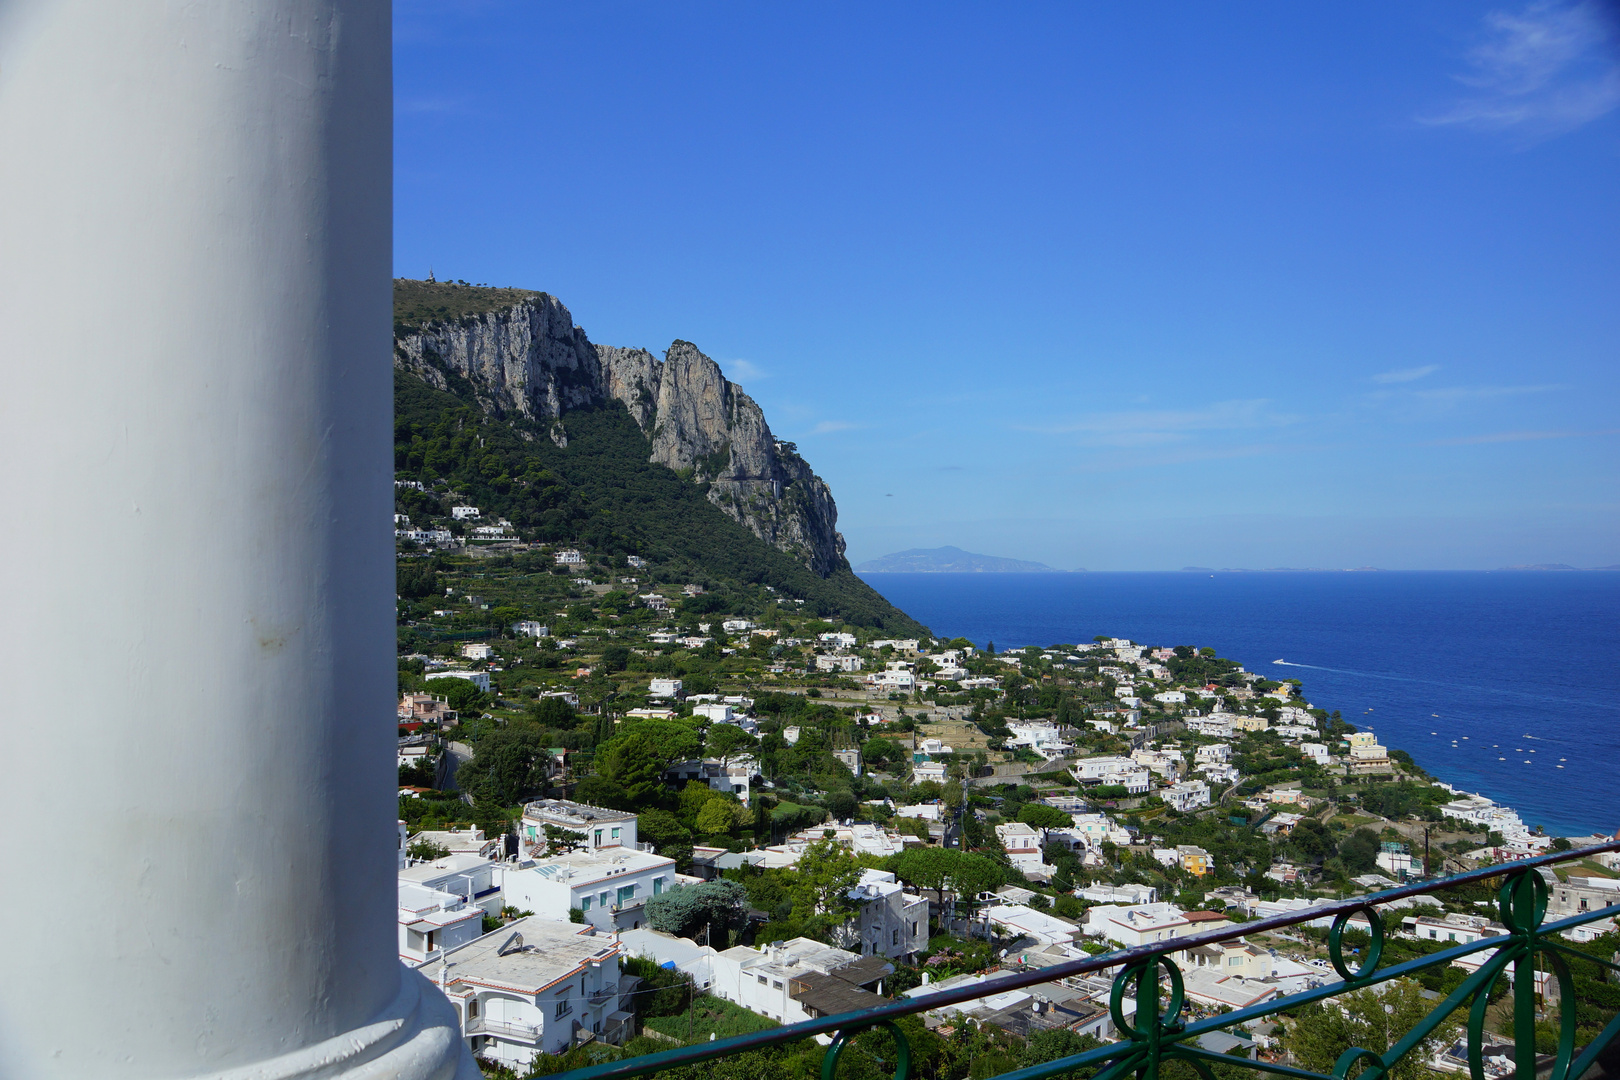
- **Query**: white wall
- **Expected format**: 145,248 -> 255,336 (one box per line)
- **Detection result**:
0,4 -> 472,1077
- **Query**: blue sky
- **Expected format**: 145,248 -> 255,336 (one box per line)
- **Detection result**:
395,2 -> 1619,570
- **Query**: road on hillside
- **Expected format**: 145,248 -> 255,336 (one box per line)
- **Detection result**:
437,740 -> 475,802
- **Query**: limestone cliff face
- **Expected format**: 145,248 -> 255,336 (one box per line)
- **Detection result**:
395,288 -> 848,576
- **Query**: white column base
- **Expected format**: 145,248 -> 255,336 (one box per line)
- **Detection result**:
202,970 -> 477,1080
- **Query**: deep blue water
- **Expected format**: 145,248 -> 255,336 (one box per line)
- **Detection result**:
858,571 -> 1620,838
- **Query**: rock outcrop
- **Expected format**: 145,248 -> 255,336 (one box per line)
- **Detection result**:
394,283 -> 847,576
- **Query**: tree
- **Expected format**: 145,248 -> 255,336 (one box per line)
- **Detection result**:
1283,979 -> 1458,1080
947,852 -> 1008,904
572,775 -> 632,811
435,677 -> 488,713
706,723 -> 758,765
638,809 -> 692,852
1338,828 -> 1381,875
677,780 -> 722,827
790,840 -> 863,930
1019,1029 -> 1105,1080
463,727 -> 548,804
696,798 -> 743,837
892,847 -> 956,894
826,789 -> 858,821
528,695 -> 576,729
397,562 -> 440,599
1018,804 -> 1073,831
596,732 -> 675,807
542,824 -> 581,854
614,718 -> 703,763
646,879 -> 748,942
862,737 -> 905,770
406,838 -> 449,861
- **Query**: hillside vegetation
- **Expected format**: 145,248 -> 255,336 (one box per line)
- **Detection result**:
394,373 -> 923,632
393,278 -> 544,331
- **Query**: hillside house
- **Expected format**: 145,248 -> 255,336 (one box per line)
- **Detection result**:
418,918 -> 627,1068
503,848 -> 679,933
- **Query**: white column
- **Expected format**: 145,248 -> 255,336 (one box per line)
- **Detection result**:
0,3 -> 475,1078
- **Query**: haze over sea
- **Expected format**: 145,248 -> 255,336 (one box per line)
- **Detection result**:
859,571 -> 1620,838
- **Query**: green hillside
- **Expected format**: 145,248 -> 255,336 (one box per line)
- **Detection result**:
393,371 -> 924,633
393,278 -> 543,331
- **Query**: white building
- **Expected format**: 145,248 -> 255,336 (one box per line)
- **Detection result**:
648,677 -> 683,699
451,505 -> 480,520
398,881 -> 485,963
520,799 -> 639,852
426,669 -> 492,693
461,642 -> 494,660
1084,902 -> 1193,948
1078,883 -> 1158,905
1401,912 -> 1504,946
1345,731 -> 1392,773
664,757 -> 754,805
1070,755 -> 1152,794
984,904 -> 1084,950
1180,968 -> 1281,1011
913,760 -> 948,784
1194,744 -> 1230,764
692,702 -> 735,723
709,937 -> 889,1026
1133,748 -> 1185,780
1005,720 -> 1075,760
1377,848 -> 1419,878
721,619 -> 753,633
1300,742 -> 1330,766
996,822 -> 1048,873
513,621 -> 549,638
1163,780 -> 1212,813
617,927 -> 720,991
418,918 -> 627,1068
400,852 -> 506,917
816,654 -> 865,672
840,869 -> 929,960
504,848 -> 679,933
410,826 -> 502,860
818,632 -> 858,649
1066,812 -> 1133,848
1185,715 -> 1234,738
1153,691 -> 1187,705
868,669 -> 916,692
554,548 -> 586,565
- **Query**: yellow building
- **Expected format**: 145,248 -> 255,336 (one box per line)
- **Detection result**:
1178,845 -> 1213,876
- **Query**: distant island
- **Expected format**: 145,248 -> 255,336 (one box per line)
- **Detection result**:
1182,566 -> 1382,573
855,546 -> 1067,573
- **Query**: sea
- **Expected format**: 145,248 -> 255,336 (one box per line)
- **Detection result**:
857,571 -> 1620,838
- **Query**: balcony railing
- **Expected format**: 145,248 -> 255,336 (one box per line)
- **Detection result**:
466,1015 -> 544,1042
550,841 -> 1620,1080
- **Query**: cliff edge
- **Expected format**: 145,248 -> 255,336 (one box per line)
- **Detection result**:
393,280 -> 846,576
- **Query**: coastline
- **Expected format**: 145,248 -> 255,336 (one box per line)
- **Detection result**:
856,570 -> 1618,838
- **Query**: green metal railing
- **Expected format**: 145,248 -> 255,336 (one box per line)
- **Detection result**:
553,842 -> 1620,1080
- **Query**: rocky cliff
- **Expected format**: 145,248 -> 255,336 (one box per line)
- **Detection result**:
393,280 -> 847,576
